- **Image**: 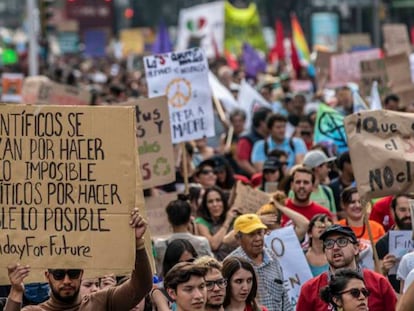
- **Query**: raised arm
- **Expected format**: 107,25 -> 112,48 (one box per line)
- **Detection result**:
4,264 -> 30,311
110,208 -> 152,310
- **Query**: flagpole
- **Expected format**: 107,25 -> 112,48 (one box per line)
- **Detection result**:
181,142 -> 189,195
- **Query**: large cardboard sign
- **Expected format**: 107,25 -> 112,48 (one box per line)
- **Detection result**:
22,78 -> 91,106
384,53 -> 413,93
120,28 -> 145,56
338,33 -> 371,53
382,23 -> 412,56
0,105 -> 141,284
124,96 -> 175,189
264,226 -> 313,308
232,181 -> 270,214
344,110 -> 414,200
145,192 -> 178,238
144,48 -> 214,143
330,49 -> 382,84
1,73 -> 24,103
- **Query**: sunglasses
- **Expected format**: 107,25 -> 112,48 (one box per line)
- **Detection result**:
200,169 -> 214,175
323,237 -> 355,249
205,278 -> 227,290
339,287 -> 370,299
314,220 -> 333,228
49,269 -> 82,280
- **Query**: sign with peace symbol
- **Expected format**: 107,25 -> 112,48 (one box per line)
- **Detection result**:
166,78 -> 192,108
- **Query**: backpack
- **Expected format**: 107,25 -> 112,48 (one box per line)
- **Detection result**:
264,137 -> 296,156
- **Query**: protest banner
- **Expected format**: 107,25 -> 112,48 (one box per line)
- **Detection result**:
338,33 -> 372,53
144,47 -> 215,143
382,23 -> 412,56
122,96 -> 175,189
176,1 -> 224,58
389,231 -> 414,259
344,110 -> 414,200
224,1 -> 266,54
120,28 -> 145,56
22,78 -> 91,106
311,12 -> 339,52
0,105 -> 141,284
264,226 -> 313,308
1,73 -> 23,103
359,58 -> 390,98
208,70 -> 238,113
237,79 -> 271,130
83,29 -> 107,58
330,49 -> 382,84
232,181 -> 270,214
314,104 -> 348,154
145,192 -> 178,238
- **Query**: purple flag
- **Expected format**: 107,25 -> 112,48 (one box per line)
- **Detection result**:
242,42 -> 266,78
152,21 -> 172,54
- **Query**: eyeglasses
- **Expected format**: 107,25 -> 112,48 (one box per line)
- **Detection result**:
314,220 -> 333,228
200,169 -> 214,175
205,278 -> 227,290
49,269 -> 82,280
323,237 -> 355,249
339,288 -> 370,299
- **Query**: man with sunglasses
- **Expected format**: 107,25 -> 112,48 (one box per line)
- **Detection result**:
297,224 -> 396,311
194,256 -> 226,311
4,208 -> 152,311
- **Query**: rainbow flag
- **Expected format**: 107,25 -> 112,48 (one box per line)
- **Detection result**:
291,14 -> 315,76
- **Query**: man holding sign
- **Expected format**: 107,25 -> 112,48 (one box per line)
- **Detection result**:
4,208 -> 152,311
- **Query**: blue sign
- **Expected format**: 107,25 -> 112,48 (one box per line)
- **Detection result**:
311,12 -> 339,52
58,32 -> 79,54
84,30 -> 106,58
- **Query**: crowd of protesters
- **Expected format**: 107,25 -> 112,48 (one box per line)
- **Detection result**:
2,20 -> 414,311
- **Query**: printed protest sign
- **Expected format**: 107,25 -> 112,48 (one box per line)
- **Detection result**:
176,1 -> 224,58
22,78 -> 91,106
145,192 -> 178,238
383,23 -> 412,56
264,226 -> 313,308
232,181 -> 270,214
330,49 -> 382,84
389,231 -> 414,259
338,33 -> 372,53
344,110 -> 414,200
360,58 -> 390,97
144,48 -> 214,143
1,73 -> 24,103
123,96 -> 175,189
0,105 -> 141,284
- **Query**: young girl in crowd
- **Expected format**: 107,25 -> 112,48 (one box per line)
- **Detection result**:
320,269 -> 369,311
222,257 -> 268,311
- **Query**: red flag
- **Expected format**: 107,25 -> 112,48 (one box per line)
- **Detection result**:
290,37 -> 301,78
224,49 -> 239,70
269,19 -> 285,63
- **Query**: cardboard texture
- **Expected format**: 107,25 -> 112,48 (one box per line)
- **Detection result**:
122,96 -> 175,189
145,192 -> 178,238
338,33 -> 372,53
22,78 -> 91,106
359,58 -> 390,98
382,23 -> 412,56
315,51 -> 334,89
0,105 -> 141,284
120,28 -> 145,56
232,181 -> 271,214
344,110 -> 414,200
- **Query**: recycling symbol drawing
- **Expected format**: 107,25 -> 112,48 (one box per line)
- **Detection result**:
153,157 -> 171,176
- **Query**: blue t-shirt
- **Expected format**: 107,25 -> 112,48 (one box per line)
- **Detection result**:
251,137 -> 307,169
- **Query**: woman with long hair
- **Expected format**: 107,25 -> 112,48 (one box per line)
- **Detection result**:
195,186 -> 238,260
222,257 -> 268,311
320,269 -> 369,311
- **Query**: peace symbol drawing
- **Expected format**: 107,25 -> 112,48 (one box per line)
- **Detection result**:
166,78 -> 192,108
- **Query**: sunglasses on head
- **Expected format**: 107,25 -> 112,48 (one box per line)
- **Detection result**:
49,269 -> 82,280
339,287 -> 370,299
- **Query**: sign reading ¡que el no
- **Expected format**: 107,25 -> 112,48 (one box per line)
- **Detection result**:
0,105 -> 141,284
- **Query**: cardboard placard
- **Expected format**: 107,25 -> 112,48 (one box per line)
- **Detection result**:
144,48 -> 215,143
338,33 -> 372,53
384,53 -> 414,93
232,181 -> 270,214
382,23 -> 412,56
344,110 -> 414,200
315,51 -> 334,89
1,73 -> 24,103
120,28 -> 145,56
145,192 -> 178,238
359,58 -> 390,97
389,230 -> 414,259
123,96 -> 175,189
22,78 -> 91,106
0,105 -> 141,284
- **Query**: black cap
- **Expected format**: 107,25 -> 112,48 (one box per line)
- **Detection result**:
263,157 -> 281,171
319,224 -> 357,242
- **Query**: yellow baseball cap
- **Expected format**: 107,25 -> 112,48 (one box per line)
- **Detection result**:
234,214 -> 267,234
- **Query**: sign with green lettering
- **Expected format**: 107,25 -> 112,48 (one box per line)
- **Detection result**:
0,105 -> 141,284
